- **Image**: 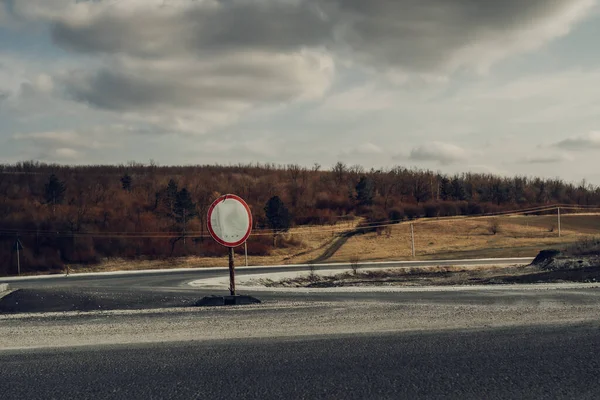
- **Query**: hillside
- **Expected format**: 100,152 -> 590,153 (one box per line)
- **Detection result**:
1,161 -> 599,275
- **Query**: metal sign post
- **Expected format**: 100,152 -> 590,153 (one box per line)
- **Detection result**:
228,247 -> 236,295
207,194 -> 253,297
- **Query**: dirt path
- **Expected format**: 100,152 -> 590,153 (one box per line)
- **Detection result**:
310,230 -> 361,263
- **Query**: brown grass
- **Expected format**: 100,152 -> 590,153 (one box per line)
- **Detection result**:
327,215 -> 597,263
66,214 -> 600,274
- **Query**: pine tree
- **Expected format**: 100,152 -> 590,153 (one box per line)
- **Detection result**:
355,176 -> 374,206
264,196 -> 290,234
440,176 -> 452,201
173,188 -> 197,247
120,174 -> 132,192
165,179 -> 178,213
44,174 -> 66,215
450,176 -> 466,201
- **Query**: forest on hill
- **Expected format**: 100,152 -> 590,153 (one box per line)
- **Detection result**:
1,161 -> 599,275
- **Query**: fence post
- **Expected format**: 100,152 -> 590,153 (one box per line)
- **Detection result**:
558,207 -> 561,238
410,223 -> 416,258
16,244 -> 20,276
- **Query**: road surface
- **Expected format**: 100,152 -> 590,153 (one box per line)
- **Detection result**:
3,257 -> 600,399
2,323 -> 600,399
1,257 -> 533,292
0,257 -> 546,308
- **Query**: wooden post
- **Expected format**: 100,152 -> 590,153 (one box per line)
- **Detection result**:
558,207 -> 561,238
228,247 -> 236,296
410,223 -> 416,258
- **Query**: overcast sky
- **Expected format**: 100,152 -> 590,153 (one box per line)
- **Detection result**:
1,0 -> 600,184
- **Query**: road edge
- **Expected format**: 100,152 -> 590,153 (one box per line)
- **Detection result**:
0,283 -> 12,300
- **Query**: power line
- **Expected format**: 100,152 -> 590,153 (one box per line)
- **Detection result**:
1,205 -> 598,240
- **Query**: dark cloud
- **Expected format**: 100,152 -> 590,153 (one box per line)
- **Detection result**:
61,51 -> 333,113
49,0 -> 592,72
52,1 -> 332,57
12,0 -> 593,133
332,0 -> 591,71
551,132 -> 600,151
0,90 -> 9,104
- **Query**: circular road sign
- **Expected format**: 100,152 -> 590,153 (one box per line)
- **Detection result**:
207,194 -> 253,247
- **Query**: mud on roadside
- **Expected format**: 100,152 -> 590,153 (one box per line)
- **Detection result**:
260,261 -> 600,288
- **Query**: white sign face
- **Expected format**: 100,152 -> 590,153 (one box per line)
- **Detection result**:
207,194 -> 252,247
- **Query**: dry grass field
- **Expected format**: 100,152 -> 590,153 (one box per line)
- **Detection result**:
67,214 -> 600,274
332,215 -> 599,263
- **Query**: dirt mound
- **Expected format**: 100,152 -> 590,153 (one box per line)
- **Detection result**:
532,249 -> 562,265
496,266 -> 600,284
531,250 -> 600,271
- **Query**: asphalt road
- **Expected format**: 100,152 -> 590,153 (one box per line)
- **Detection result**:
4,257 -> 569,312
2,258 -> 600,399
2,257 -> 533,290
2,323 -> 600,400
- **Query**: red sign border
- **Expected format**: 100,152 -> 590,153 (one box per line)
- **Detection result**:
207,194 -> 253,248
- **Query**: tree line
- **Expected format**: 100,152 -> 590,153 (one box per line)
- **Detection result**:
0,161 -> 598,275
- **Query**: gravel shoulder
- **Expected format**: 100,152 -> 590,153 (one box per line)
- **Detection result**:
3,288 -> 600,351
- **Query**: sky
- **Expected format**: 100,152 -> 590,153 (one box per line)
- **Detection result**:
1,0 -> 600,185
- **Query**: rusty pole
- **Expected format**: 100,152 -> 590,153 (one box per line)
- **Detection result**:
228,247 -> 236,296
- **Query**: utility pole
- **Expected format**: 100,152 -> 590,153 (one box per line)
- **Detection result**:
16,242 -> 20,276
183,209 -> 187,248
558,207 -> 561,238
410,223 -> 416,258
14,236 -> 23,276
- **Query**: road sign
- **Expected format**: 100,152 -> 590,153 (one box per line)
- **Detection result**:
207,194 -> 252,248
207,194 -> 253,297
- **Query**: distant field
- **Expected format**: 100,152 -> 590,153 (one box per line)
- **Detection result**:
325,213 -> 599,263
509,214 -> 600,234
66,213 -> 599,274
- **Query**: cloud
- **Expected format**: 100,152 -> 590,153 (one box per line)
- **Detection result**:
45,0 -> 336,134
11,126 -> 127,162
332,0 -> 595,73
552,131 -> 600,151
12,129 -> 117,150
521,153 -> 574,164
184,135 -> 283,162
2,0 -> 595,139
42,0 -> 594,74
54,147 -> 81,159
50,1 -> 331,57
339,142 -> 384,157
318,85 -> 396,114
408,142 -> 469,165
68,55 -> 331,134
59,51 -> 334,133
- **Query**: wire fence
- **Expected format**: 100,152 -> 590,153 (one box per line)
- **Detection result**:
1,204 -> 598,240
